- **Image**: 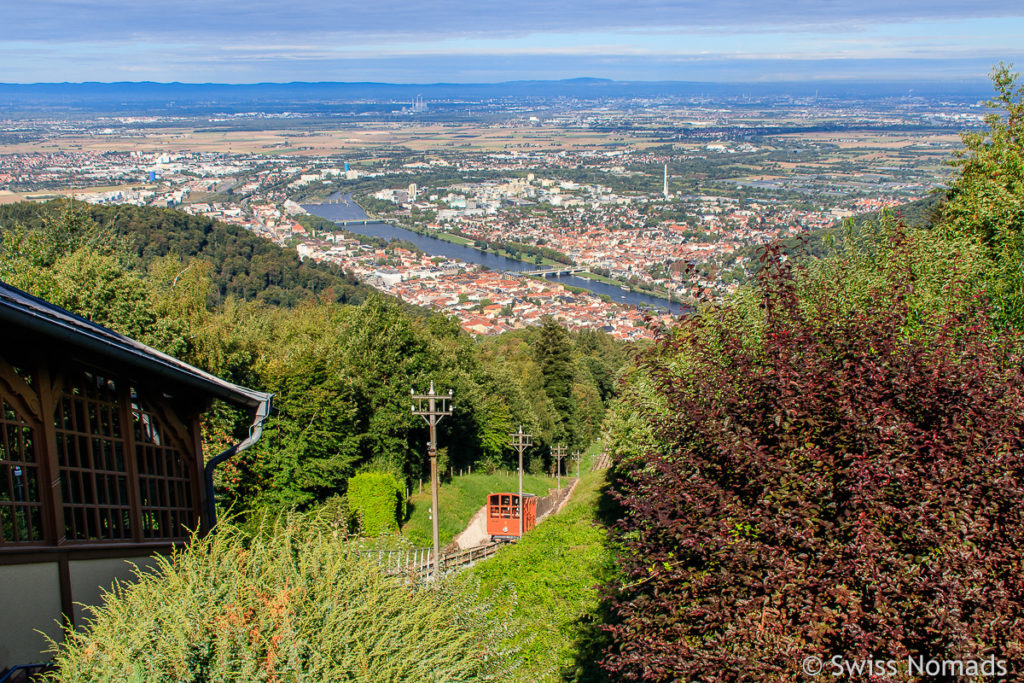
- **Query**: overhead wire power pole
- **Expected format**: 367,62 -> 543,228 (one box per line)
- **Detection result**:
572,450 -> 582,480
510,426 -> 532,539
552,443 -> 567,496
412,381 -> 453,581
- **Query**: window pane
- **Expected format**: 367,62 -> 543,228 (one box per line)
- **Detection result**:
0,397 -> 43,544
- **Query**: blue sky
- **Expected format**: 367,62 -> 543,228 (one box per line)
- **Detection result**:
2,1 -> 1022,84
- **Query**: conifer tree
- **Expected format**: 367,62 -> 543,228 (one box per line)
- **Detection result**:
534,315 -> 575,444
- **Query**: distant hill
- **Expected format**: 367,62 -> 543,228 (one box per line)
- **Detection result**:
0,79 -> 993,114
0,201 -> 375,307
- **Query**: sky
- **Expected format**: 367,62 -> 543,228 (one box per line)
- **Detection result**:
2,0 -> 1023,84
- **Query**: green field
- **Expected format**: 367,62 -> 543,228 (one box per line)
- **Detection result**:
402,470 -> 560,547
431,229 -> 474,246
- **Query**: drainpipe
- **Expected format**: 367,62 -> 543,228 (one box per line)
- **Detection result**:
203,395 -> 273,528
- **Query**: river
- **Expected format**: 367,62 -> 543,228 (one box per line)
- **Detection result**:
303,195 -> 686,314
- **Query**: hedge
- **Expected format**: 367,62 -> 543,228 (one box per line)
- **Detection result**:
347,471 -> 405,536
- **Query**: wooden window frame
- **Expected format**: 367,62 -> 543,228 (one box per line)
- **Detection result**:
0,349 -> 206,556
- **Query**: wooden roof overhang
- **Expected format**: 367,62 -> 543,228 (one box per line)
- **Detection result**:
0,281 -> 270,411
0,279 -> 272,556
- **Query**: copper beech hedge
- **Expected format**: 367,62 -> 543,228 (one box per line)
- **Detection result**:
604,237 -> 1024,681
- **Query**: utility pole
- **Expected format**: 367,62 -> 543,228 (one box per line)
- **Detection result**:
510,426 -> 532,538
552,443 -> 567,495
412,381 -> 453,581
572,450 -> 581,480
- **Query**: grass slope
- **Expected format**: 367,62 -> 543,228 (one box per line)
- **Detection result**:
402,471 -> 559,548
457,449 -> 615,682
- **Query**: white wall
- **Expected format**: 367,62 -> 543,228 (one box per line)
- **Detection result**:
0,563 -> 63,669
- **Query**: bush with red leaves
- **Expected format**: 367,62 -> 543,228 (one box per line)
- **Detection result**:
603,234 -> 1024,681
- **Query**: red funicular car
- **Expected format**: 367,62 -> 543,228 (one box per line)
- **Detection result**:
486,492 -> 536,541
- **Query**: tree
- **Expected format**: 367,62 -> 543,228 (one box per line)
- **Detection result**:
241,303 -> 363,510
534,316 -> 575,444
940,63 -> 1024,324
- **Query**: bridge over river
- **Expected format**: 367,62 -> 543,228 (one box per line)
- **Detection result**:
304,195 -> 687,315
521,266 -> 588,277
333,218 -> 376,226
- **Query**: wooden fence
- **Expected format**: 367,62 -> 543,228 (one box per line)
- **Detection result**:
355,542 -> 502,581
592,452 -> 612,470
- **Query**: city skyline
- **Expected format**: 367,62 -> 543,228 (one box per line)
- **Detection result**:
2,1 -> 1023,85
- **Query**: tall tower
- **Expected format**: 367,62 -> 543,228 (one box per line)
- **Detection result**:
663,164 -> 669,200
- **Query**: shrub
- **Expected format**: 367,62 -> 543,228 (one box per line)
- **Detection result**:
347,471 -> 405,536
309,494 -> 354,532
46,516 -> 513,682
604,235 -> 1024,680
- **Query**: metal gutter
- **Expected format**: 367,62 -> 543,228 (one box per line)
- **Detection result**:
0,662 -> 50,682
203,394 -> 273,527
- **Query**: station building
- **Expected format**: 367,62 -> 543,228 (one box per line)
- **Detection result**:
0,280 -> 271,673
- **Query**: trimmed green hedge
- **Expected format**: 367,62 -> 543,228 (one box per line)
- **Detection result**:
347,472 -> 405,536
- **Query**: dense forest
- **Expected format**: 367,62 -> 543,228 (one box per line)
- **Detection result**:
0,201 -> 373,307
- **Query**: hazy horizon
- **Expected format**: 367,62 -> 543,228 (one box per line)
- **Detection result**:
2,1 -> 1022,85
0,69 -> 1003,87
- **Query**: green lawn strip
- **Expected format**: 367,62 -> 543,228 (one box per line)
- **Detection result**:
402,471 -> 559,547
456,462 -> 613,681
527,255 -> 570,267
574,271 -> 625,287
574,270 -> 677,301
430,230 -> 475,246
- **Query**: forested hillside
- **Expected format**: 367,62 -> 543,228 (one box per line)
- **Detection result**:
0,200 -> 372,306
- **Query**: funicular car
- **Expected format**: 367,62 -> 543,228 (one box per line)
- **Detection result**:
486,492 -> 536,541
